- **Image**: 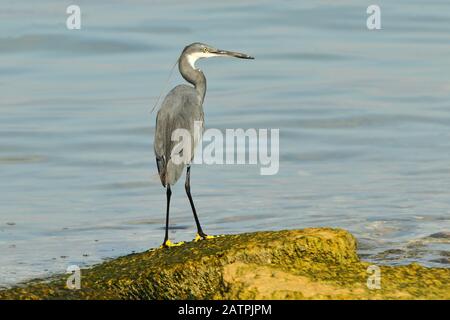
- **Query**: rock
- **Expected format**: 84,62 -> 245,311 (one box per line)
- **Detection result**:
430,258 -> 450,265
428,232 -> 450,239
0,228 -> 449,300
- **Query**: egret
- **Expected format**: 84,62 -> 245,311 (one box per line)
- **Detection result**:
153,43 -> 254,248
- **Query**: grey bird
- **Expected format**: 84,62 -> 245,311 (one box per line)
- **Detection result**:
153,42 -> 254,248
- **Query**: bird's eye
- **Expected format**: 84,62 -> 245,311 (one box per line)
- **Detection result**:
203,47 -> 208,53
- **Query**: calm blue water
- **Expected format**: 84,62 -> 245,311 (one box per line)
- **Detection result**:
1,0 -> 449,287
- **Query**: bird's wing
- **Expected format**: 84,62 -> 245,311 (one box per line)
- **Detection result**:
154,85 -> 204,186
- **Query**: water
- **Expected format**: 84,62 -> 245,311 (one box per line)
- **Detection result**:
1,0 -> 449,287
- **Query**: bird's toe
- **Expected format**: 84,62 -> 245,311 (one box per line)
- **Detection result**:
160,239 -> 185,248
194,233 -> 223,242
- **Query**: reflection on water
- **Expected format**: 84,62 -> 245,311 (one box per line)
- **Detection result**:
1,0 -> 450,287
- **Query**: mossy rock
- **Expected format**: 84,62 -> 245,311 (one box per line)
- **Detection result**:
0,228 -> 448,299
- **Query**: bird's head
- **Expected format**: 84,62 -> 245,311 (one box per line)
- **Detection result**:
181,42 -> 254,69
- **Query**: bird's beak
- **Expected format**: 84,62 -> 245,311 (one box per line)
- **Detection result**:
212,49 -> 254,59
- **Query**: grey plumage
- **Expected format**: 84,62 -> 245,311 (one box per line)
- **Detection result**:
154,84 -> 204,186
153,42 -> 254,247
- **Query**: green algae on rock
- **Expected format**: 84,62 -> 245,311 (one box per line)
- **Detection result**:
0,228 -> 449,300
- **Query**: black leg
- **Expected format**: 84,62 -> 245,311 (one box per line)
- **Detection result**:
185,166 -> 207,237
163,184 -> 172,244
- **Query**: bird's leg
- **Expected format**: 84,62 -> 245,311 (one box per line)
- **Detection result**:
163,185 -> 171,242
161,185 -> 184,248
185,166 -> 213,241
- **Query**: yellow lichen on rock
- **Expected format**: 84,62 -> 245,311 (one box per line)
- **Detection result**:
0,228 -> 448,300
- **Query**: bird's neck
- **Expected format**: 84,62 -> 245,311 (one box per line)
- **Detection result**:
179,56 -> 207,102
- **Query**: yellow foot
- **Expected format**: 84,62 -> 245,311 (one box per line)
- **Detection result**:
160,239 -> 185,248
194,233 -> 223,242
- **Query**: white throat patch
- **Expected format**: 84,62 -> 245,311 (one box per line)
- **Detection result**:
186,52 -> 220,69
